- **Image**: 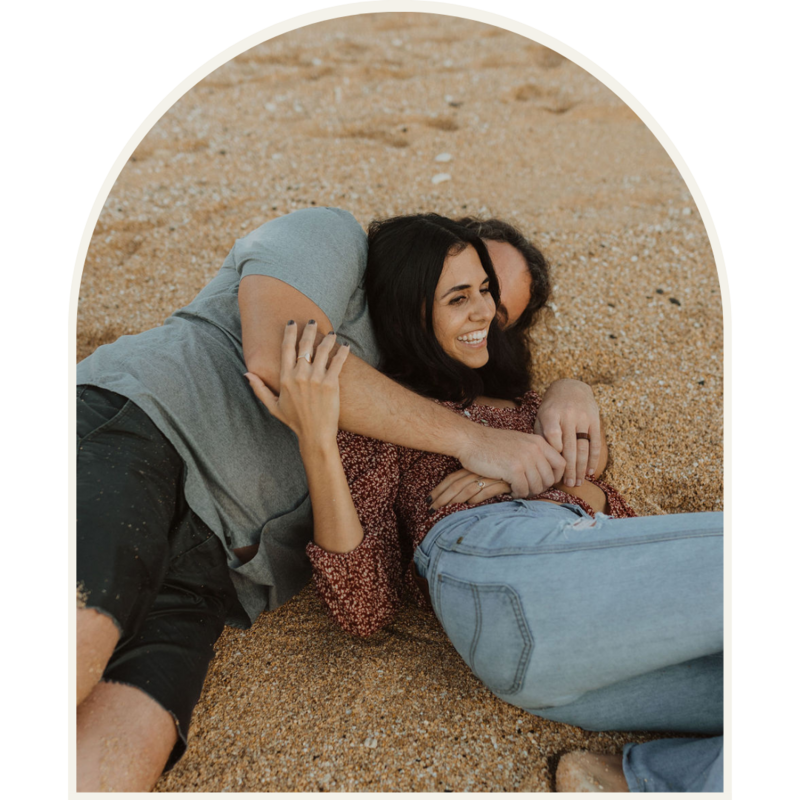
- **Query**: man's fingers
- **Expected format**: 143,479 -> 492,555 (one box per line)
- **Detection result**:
542,422 -> 563,453
561,430 -> 577,488
587,430 -> 602,477
507,468 -> 530,499
575,438 -> 590,486
529,461 -> 555,496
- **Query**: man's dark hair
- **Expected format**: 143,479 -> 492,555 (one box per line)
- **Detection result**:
366,213 -> 531,407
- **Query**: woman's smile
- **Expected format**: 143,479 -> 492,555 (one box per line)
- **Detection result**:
456,327 -> 489,347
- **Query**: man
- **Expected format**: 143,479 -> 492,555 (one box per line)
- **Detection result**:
76,207 -> 600,790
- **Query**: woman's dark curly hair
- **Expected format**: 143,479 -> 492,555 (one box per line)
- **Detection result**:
366,213 -> 531,406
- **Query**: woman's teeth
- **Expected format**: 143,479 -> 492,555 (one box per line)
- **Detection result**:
457,330 -> 487,344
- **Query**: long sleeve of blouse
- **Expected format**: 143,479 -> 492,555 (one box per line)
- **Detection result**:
305,433 -> 406,637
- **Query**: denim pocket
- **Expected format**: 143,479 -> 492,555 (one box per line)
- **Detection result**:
435,572 -> 533,696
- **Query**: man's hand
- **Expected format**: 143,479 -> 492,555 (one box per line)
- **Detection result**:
428,468 -> 512,511
456,427 -> 566,498
533,379 -> 603,487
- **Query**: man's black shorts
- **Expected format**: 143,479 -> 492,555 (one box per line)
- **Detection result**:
77,385 -> 242,770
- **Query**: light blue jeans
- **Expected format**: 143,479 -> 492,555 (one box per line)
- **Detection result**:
414,500 -> 724,792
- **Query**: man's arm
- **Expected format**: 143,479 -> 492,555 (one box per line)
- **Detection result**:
240,275 -> 565,496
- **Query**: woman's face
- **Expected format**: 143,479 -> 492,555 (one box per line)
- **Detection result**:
432,245 -> 496,369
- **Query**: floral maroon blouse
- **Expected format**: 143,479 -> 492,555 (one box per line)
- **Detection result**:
306,390 -> 637,637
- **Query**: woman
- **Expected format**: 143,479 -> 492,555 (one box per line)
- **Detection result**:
246,214 -> 723,792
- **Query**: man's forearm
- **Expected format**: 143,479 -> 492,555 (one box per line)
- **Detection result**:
337,353 -> 474,458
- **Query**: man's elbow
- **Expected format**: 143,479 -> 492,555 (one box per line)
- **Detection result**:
244,350 -> 281,393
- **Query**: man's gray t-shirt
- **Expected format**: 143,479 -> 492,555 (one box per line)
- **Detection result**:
76,207 -> 379,625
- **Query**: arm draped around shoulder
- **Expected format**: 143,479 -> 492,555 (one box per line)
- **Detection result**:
305,432 -> 406,637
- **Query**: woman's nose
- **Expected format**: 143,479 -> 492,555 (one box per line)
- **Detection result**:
471,294 -> 494,320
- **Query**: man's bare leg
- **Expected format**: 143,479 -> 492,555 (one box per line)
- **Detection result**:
77,607 -> 120,706
77,681 -> 178,792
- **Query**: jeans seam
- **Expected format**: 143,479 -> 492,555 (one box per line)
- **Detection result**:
439,529 -> 722,557
468,583 -> 481,671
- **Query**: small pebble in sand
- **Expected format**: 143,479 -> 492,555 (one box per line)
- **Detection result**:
435,153 -> 452,162
432,173 -> 451,184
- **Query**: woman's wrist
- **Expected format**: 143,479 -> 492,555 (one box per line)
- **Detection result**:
298,434 -> 340,461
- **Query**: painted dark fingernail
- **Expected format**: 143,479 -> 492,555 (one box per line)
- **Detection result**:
343,342 -> 350,347
428,507 -> 435,515
287,320 -> 295,325
327,330 -> 334,336
425,495 -> 432,504
308,319 -> 316,325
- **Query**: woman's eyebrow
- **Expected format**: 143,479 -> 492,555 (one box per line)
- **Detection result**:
441,277 -> 490,298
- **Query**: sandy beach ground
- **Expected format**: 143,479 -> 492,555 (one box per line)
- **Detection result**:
76,12 -> 723,792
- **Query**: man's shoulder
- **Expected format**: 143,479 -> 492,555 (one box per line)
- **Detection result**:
238,207 -> 366,252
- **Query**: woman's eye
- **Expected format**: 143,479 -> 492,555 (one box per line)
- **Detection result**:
480,287 -> 491,295
449,296 -> 467,305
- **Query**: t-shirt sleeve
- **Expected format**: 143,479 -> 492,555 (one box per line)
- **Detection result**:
232,207 -> 367,330
305,432 -> 405,637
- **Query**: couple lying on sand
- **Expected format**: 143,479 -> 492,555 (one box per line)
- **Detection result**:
76,208 -> 723,792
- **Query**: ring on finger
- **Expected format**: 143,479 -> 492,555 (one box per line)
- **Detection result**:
298,352 -> 312,364
475,480 -> 486,489
576,432 -> 590,441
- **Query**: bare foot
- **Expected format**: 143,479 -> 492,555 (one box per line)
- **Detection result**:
555,751 -> 629,792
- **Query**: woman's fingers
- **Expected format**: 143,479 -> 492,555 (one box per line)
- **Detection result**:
295,319 -> 318,369
280,320 -> 299,376
325,339 -> 350,382
247,322 -> 347,443
310,331 -> 337,378
429,470 -> 511,510
428,469 -> 473,509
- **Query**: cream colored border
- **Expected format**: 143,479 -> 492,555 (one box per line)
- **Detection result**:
69,2 -> 730,797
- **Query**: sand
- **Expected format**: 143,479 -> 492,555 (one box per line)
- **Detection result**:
76,12 -> 723,792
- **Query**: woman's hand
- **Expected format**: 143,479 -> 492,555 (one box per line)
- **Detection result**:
428,468 -> 512,511
534,379 -> 604,487
245,320 -> 350,446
